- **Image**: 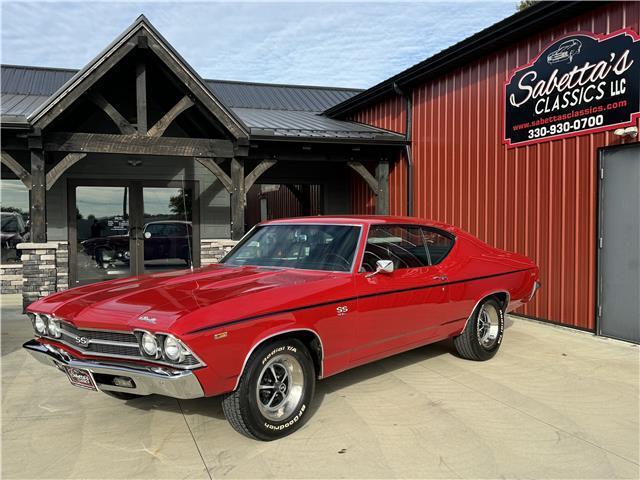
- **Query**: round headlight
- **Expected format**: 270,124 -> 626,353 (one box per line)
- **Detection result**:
34,314 -> 47,335
140,332 -> 159,357
163,335 -> 184,362
48,319 -> 62,338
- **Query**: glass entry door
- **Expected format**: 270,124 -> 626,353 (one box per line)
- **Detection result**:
74,186 -> 133,285
142,187 -> 194,273
71,182 -> 198,286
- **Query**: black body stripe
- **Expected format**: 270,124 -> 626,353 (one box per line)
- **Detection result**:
186,268 -> 531,335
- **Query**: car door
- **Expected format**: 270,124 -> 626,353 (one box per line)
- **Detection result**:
350,224 -> 450,366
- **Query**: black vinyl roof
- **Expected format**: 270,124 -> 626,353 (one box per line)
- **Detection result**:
1,64 -> 402,143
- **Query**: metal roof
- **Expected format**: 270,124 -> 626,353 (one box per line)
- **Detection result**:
325,1 -> 599,117
0,63 -> 396,141
232,108 -> 398,140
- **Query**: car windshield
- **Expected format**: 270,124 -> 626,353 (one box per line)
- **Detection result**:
222,224 -> 360,272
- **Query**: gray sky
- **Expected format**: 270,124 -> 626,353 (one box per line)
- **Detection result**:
0,1 -> 517,88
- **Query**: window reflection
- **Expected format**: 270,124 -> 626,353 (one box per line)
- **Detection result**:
1,179 -> 30,264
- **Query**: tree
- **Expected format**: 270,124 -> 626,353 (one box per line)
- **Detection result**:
517,0 -> 538,11
169,189 -> 192,221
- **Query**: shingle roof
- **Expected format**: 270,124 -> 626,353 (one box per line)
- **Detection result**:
1,64 -> 402,142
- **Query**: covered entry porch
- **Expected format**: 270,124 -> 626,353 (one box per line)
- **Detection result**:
0,16 -> 405,307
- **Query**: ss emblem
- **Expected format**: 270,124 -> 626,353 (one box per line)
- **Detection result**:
336,305 -> 349,317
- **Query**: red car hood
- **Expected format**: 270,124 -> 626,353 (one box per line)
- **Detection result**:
28,265 -> 351,335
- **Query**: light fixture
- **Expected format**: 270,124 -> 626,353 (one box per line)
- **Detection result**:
162,335 -> 185,363
140,332 -> 159,357
34,314 -> 47,335
48,318 -> 62,338
613,126 -> 638,138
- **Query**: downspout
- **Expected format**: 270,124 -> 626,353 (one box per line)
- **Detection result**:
393,82 -> 414,216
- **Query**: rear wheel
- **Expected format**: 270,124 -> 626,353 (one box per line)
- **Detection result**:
222,338 -> 315,441
454,298 -> 504,361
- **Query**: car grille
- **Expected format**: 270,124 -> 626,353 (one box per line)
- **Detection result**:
45,322 -> 201,368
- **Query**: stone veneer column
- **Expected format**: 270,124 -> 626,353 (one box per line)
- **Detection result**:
17,242 -> 69,310
200,239 -> 239,265
0,264 -> 23,294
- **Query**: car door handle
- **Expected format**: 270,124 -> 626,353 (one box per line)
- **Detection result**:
432,275 -> 448,281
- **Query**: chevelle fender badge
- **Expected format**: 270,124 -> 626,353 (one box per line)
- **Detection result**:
138,315 -> 157,324
336,305 -> 348,316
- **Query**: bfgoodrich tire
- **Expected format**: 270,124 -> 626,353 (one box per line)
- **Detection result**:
454,298 -> 504,361
222,338 -> 315,441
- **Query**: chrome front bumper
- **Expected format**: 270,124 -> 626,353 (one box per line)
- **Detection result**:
23,340 -> 204,399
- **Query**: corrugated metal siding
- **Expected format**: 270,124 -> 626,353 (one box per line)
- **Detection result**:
264,184 -> 322,219
245,184 -> 323,227
349,2 -> 640,330
348,95 -> 407,215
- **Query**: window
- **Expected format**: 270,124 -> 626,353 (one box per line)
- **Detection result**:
422,228 -> 454,265
1,179 -> 30,264
362,225 -> 429,271
223,224 -> 360,272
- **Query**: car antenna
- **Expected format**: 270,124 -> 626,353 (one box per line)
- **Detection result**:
182,173 -> 194,272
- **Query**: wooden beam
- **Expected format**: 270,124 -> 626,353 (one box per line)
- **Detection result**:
284,184 -> 305,204
347,161 -> 378,194
1,151 -> 32,189
46,153 -> 86,190
87,92 -> 136,134
244,159 -> 277,191
148,95 -> 195,137
285,184 -> 311,215
44,132 -> 234,158
195,157 -> 232,193
31,40 -> 136,130
30,149 -> 46,242
375,160 -> 390,215
231,157 -> 245,240
136,61 -> 147,134
146,34 -> 248,141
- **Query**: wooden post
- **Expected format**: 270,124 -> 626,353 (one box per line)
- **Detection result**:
30,149 -> 47,242
136,62 -> 147,134
375,160 -> 390,215
231,157 -> 245,240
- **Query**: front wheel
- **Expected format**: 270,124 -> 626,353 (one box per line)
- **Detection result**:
222,338 -> 315,441
454,298 -> 504,361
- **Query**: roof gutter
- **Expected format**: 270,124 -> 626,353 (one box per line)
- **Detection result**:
324,1 -> 597,117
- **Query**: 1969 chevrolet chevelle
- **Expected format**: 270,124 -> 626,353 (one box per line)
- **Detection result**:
24,216 -> 539,440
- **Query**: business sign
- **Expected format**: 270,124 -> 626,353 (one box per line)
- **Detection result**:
504,29 -> 640,147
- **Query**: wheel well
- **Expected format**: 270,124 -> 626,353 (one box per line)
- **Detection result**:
251,330 -> 323,378
489,292 -> 509,311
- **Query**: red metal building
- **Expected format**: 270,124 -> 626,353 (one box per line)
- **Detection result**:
329,1 -> 640,335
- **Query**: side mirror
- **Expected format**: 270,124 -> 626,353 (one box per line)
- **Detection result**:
366,259 -> 394,278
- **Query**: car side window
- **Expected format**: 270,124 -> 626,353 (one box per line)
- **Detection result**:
422,228 -> 454,265
362,225 -> 429,272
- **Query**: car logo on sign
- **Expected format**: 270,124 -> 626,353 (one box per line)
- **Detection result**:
75,336 -> 89,346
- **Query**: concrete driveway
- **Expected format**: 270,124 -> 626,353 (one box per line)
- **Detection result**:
2,293 -> 638,479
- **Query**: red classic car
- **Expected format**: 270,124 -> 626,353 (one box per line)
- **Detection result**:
24,216 -> 539,440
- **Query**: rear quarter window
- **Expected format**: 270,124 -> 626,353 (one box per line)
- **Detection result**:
422,228 -> 455,265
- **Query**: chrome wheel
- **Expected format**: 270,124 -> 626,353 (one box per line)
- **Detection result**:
256,353 -> 304,422
476,303 -> 500,349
